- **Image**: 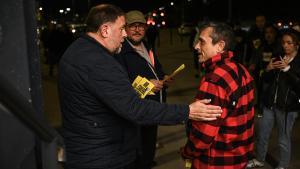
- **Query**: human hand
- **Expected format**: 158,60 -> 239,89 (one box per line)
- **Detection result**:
179,159 -> 192,169
270,56 -> 290,70
179,159 -> 186,169
162,75 -> 174,87
266,57 -> 280,71
273,60 -> 289,70
150,79 -> 164,92
188,99 -> 222,121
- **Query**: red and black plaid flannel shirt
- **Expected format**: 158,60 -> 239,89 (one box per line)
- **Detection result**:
181,51 -> 255,169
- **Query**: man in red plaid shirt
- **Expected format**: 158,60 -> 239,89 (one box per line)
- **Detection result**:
181,22 -> 255,169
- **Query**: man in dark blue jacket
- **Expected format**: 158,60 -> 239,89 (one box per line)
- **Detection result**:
115,10 -> 173,169
58,4 -> 222,169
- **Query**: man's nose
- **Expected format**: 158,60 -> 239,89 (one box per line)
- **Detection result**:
194,42 -> 200,50
123,29 -> 127,38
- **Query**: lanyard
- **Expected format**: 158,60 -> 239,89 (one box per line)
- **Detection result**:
148,49 -> 155,67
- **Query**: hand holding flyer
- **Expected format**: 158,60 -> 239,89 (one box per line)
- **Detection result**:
162,64 -> 185,83
132,75 -> 155,98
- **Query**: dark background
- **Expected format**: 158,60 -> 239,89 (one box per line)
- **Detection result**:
39,0 -> 298,23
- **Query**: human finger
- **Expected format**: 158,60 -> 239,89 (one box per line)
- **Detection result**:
189,115 -> 217,121
197,99 -> 211,104
205,104 -> 222,110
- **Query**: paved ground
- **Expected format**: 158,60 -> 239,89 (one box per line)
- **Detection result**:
41,28 -> 299,169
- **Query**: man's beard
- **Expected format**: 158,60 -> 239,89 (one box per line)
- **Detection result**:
127,36 -> 143,46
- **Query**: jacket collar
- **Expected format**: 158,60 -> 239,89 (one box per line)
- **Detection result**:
203,51 -> 234,71
81,33 -> 112,55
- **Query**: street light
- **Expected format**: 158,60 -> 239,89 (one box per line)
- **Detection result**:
66,8 -> 71,12
39,7 -> 43,11
170,2 -> 174,6
159,7 -> 165,10
59,9 -> 64,14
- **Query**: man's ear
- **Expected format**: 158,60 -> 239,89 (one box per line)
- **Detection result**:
98,24 -> 109,38
217,40 -> 225,52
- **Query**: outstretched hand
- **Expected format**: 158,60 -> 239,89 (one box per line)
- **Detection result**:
188,99 -> 222,121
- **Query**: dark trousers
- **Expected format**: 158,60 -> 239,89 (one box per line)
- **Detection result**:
136,125 -> 158,169
64,162 -> 137,169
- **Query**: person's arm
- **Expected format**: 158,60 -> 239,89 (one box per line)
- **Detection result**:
284,60 -> 300,96
87,58 -> 221,125
262,57 -> 278,83
271,56 -> 300,95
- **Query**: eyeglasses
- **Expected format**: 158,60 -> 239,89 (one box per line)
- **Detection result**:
128,23 -> 146,31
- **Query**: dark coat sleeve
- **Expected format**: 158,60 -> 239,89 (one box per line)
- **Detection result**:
285,57 -> 300,96
87,56 -> 189,125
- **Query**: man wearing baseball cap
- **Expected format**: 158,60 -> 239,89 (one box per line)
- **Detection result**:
115,10 -> 171,169
126,10 -> 147,25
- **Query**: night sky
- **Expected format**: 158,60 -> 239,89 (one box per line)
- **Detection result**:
39,0 -> 299,24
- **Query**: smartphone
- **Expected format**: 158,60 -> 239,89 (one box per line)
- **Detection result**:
273,56 -> 282,62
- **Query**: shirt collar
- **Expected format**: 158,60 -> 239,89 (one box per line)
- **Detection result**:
126,38 -> 146,53
203,51 -> 234,71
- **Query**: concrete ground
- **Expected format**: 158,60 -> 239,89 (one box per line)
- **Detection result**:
41,28 -> 299,169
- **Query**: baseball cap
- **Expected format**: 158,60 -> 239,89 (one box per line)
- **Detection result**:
125,10 -> 146,25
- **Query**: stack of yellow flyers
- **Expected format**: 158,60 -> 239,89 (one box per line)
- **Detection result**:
132,75 -> 155,99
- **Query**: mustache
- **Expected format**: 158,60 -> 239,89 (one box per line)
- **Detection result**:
197,51 -> 203,55
132,33 -> 142,36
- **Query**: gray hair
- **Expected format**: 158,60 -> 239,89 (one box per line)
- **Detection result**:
199,22 -> 234,50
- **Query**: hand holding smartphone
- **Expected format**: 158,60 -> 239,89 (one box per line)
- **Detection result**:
273,56 -> 282,62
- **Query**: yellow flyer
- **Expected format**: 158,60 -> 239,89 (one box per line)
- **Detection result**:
132,76 -> 155,98
132,75 -> 143,88
163,64 -> 185,82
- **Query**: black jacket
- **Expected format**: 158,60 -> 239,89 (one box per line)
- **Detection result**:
58,34 -> 189,169
114,39 -> 166,102
262,54 -> 300,112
